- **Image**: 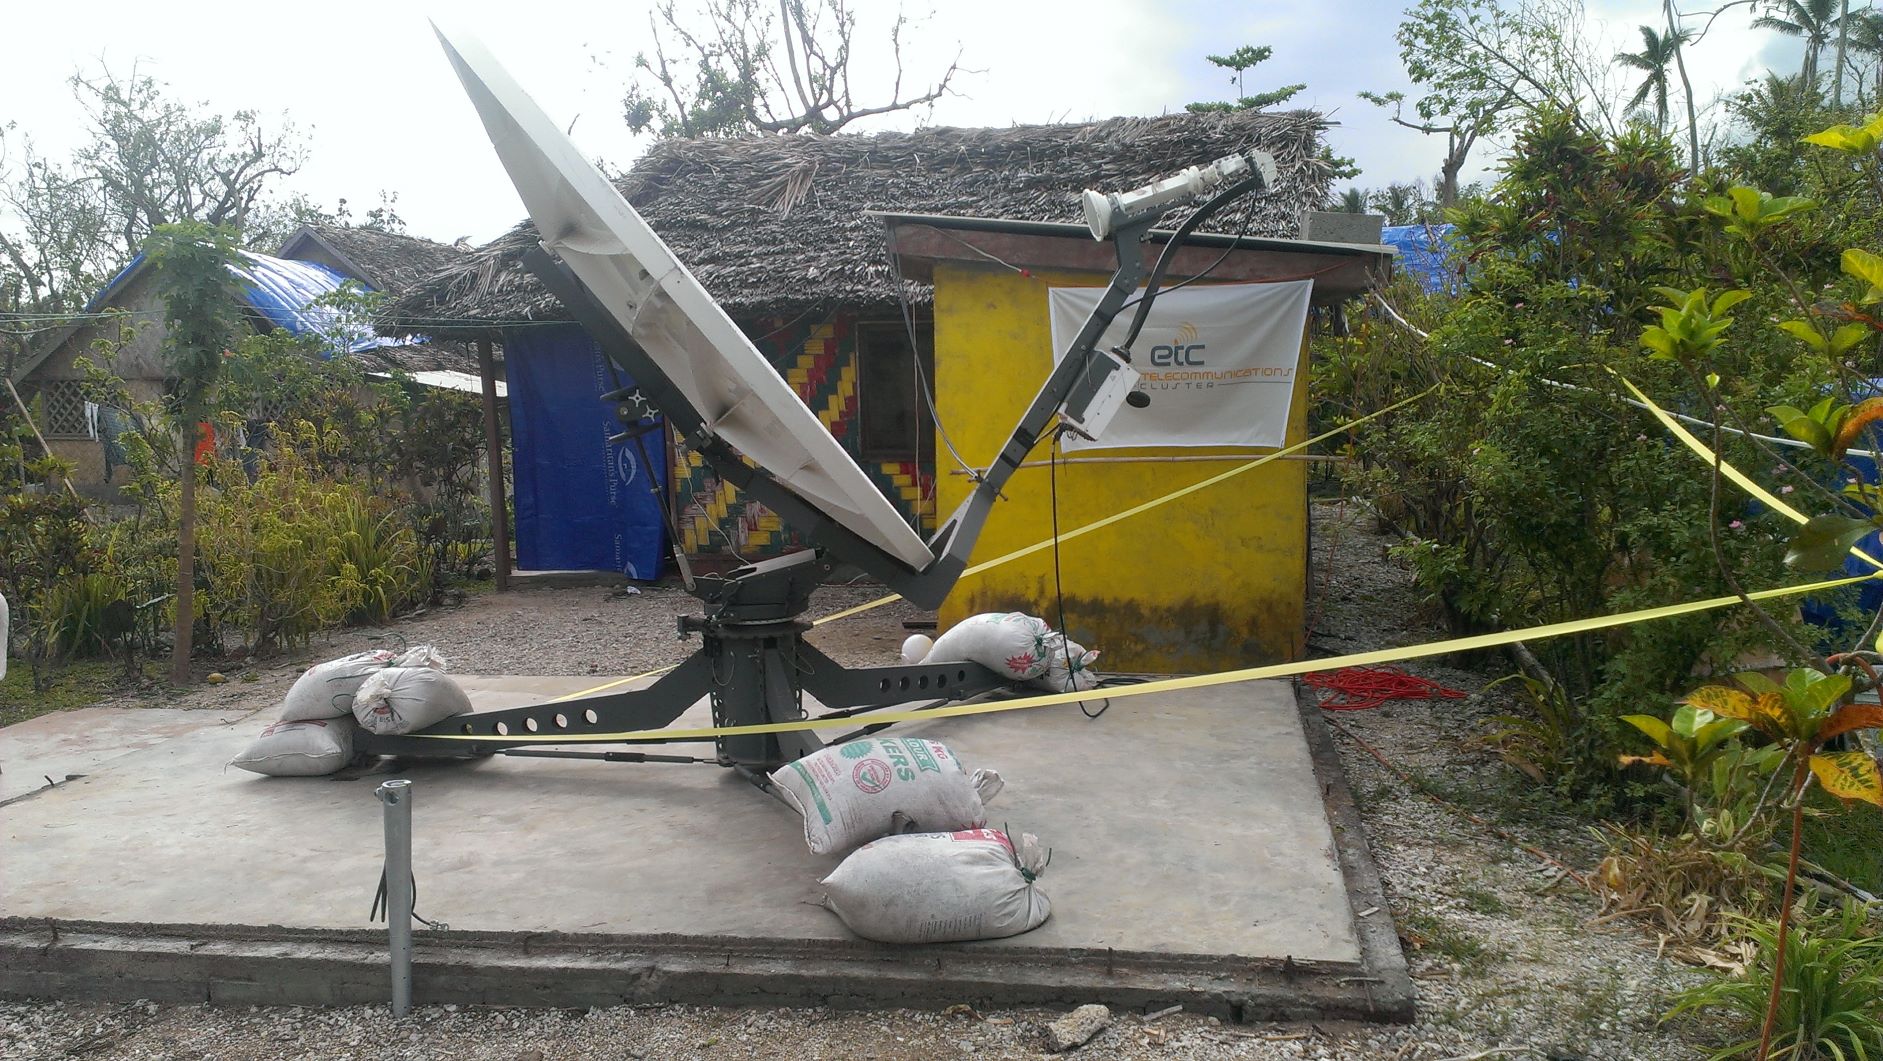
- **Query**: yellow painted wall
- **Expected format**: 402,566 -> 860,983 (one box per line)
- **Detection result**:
934,261 -> 1309,674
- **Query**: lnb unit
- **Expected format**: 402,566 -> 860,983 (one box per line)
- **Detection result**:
1080,150 -> 1278,241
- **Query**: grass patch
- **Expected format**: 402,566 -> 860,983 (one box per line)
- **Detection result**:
0,657 -> 128,728
1458,885 -> 1513,916
1400,909 -> 1500,971
1797,791 -> 1883,896
452,575 -> 500,597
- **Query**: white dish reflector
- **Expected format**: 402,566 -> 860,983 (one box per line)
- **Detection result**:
432,24 -> 935,571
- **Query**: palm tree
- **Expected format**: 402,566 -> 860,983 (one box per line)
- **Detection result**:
1332,187 -> 1369,213
1755,0 -> 1842,85
1369,182 -> 1431,225
1616,24 -> 1693,129
1845,8 -> 1883,104
1733,71 -> 1825,147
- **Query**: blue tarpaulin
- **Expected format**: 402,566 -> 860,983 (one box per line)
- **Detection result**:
87,250 -> 419,356
1800,455 -> 1883,646
502,324 -> 667,578
230,252 -> 422,355
1381,223 -> 1460,294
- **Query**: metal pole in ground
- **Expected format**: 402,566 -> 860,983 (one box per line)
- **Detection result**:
375,779 -> 414,1017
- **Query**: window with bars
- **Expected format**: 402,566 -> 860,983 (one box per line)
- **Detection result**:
26,379 -> 94,439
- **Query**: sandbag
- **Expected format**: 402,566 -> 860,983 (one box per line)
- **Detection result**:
230,717 -> 356,777
279,649 -> 398,721
923,612 -> 1054,681
352,666 -> 472,736
770,737 -> 1003,856
1030,635 -> 1102,693
821,828 -> 1052,943
391,644 -> 447,670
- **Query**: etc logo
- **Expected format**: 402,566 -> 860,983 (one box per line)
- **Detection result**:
1148,321 -> 1206,366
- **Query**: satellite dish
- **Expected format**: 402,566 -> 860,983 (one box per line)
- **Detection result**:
431,23 -> 934,572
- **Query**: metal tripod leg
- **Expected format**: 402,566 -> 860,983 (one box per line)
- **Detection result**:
794,641 -> 1012,710
354,651 -> 715,758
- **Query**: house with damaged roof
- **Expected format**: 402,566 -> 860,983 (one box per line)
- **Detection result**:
8,224 -> 477,495
376,107 -> 1346,585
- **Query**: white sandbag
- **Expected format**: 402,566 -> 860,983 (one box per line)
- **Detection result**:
279,649 -> 398,721
923,612 -> 1054,681
391,643 -> 447,671
1030,635 -> 1102,693
770,737 -> 1003,856
899,633 -> 933,665
821,828 -> 1052,943
230,717 -> 356,777
352,666 -> 473,736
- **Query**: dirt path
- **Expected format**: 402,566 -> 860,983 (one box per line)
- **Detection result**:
2,506 -> 1722,1060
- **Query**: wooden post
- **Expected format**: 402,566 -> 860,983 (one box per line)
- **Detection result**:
171,434 -> 197,686
478,337 -> 512,591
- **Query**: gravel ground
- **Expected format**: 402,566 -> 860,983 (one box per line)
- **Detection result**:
87,580 -> 927,716
4,506 -> 1728,1060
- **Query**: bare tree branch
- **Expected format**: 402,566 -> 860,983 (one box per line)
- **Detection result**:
623,0 -> 966,138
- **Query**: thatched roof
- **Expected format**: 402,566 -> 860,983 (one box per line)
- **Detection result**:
277,225 -> 473,298
377,109 -> 1332,338
349,339 -> 484,376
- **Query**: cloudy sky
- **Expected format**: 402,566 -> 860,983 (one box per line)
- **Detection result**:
3,0 -> 1803,247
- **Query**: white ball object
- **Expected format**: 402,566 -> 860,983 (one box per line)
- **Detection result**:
900,634 -> 934,665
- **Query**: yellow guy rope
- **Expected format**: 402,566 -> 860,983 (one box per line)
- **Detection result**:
539,387 -> 1436,705
812,385 -> 1441,628
415,570 -> 1878,743
1614,372 -> 1883,572
540,377 -> 1852,715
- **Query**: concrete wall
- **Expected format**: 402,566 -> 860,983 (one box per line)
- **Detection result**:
932,261 -> 1309,673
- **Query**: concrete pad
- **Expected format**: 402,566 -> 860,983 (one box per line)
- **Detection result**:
0,676 -> 1409,1019
0,705 -> 265,803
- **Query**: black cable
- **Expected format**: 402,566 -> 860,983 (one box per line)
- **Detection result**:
880,221 -> 976,484
1121,191 -> 1260,310
371,866 -> 444,929
1048,429 -> 1110,720
1115,171 -> 1270,351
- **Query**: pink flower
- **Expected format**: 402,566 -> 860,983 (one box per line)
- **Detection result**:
1729,520 -> 1744,530
1780,485 -> 1794,494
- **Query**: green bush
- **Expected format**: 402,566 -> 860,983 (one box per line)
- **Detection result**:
1673,903 -> 1883,1060
0,448 -> 98,690
1326,112 -> 1806,802
189,425 -> 428,655
333,494 -> 428,624
40,570 -> 132,658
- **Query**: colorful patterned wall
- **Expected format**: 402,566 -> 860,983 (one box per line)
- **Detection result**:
673,310 -> 935,560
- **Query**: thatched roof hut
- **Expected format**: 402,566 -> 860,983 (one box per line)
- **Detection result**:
277,225 -> 473,297
272,224 -> 484,375
377,109 -> 1332,338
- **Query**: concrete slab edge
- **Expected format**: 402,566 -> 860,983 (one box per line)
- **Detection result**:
1291,679 -> 1417,1023
0,678 -> 1414,1023
1,918 -> 1401,1021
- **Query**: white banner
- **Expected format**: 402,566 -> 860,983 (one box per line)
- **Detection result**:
1048,280 -> 1311,450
